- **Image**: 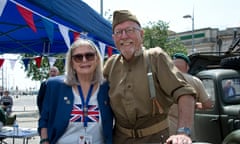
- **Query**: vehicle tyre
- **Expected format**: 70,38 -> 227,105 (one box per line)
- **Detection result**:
222,130 -> 240,144
220,56 -> 240,69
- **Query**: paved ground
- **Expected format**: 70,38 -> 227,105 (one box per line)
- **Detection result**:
2,95 -> 40,144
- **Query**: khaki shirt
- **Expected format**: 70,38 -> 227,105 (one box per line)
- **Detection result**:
104,47 -> 196,129
168,73 -> 209,135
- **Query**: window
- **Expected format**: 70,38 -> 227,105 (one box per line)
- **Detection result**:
222,78 -> 240,104
202,79 -> 215,106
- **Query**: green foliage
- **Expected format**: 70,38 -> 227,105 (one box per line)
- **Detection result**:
143,21 -> 169,49
143,20 -> 187,56
22,54 -> 65,82
165,38 -> 187,57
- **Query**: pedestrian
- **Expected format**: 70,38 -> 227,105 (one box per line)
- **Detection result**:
0,90 -> 13,116
37,66 -> 59,113
38,38 -> 113,144
169,53 -> 213,139
103,10 -> 196,144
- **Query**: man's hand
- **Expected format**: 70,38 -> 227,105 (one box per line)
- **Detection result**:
166,134 -> 192,144
195,102 -> 203,109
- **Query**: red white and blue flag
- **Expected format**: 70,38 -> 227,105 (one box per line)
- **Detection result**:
70,104 -> 100,122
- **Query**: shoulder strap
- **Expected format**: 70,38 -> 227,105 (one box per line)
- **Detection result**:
143,51 -> 156,99
144,51 -> 164,114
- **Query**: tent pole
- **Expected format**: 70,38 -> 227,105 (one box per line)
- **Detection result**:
1,66 -> 3,95
100,0 -> 103,16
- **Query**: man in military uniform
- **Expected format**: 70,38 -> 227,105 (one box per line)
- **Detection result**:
103,10 -> 196,144
169,53 -> 213,140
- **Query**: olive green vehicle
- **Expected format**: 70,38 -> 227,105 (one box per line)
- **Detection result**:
188,36 -> 240,144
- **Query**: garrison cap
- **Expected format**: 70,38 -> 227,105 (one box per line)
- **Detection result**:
173,53 -> 191,65
112,10 -> 141,31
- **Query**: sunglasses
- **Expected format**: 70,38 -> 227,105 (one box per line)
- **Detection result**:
72,52 -> 96,63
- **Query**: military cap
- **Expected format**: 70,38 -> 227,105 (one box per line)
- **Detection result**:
112,10 -> 141,30
173,53 -> 191,65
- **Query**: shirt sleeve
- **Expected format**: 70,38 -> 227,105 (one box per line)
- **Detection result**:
148,47 -> 196,103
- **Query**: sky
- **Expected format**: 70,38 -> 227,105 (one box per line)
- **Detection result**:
3,0 -> 240,91
83,0 -> 240,32
1,54 -> 40,91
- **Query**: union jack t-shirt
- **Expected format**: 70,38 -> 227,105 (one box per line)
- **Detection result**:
56,86 -> 104,144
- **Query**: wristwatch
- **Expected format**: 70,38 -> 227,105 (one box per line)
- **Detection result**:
177,127 -> 191,137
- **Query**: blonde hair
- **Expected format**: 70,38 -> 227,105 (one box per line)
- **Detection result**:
64,38 -> 104,86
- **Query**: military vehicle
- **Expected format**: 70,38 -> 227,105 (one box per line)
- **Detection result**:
189,31 -> 240,144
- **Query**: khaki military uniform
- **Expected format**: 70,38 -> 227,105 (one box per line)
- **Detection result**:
168,73 -> 209,139
103,47 -> 196,144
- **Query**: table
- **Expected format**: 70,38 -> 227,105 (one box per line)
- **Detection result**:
0,126 -> 38,144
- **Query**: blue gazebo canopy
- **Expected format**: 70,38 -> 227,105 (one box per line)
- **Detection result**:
0,0 -> 115,55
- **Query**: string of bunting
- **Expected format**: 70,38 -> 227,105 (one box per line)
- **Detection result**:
0,0 -> 118,58
0,56 -> 65,71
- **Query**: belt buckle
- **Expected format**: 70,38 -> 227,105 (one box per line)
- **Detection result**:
131,129 -> 138,138
131,129 -> 143,138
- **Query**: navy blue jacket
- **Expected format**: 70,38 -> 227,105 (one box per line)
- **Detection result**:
37,80 -> 47,114
38,76 -> 113,144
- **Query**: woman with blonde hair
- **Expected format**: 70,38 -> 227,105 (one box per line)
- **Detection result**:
38,38 -> 113,144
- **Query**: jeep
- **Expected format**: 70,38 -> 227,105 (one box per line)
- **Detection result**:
188,37 -> 240,144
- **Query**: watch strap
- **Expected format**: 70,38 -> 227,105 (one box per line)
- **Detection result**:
177,127 -> 191,137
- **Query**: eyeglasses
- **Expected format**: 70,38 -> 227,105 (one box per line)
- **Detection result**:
72,52 -> 96,63
114,27 -> 141,37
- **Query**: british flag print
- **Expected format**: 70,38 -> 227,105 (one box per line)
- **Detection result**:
70,104 -> 100,122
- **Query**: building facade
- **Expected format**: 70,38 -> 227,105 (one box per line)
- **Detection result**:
169,27 -> 240,54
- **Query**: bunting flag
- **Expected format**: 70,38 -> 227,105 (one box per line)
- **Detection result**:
42,18 -> 54,44
0,59 -> 4,68
58,24 -> 70,49
9,59 -> 17,70
80,32 -> 88,39
22,58 -> 30,70
48,57 -> 56,67
0,0 -> 7,16
73,32 -> 80,40
98,41 -> 106,60
16,5 -> 37,32
34,56 -> 42,68
107,46 -> 113,57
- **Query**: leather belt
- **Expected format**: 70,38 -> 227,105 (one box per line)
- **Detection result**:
116,119 -> 168,138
